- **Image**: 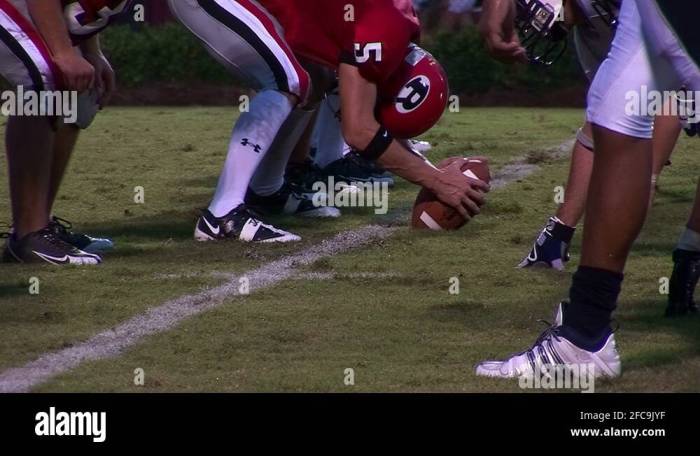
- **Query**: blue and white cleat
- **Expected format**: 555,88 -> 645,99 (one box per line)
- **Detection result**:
518,216 -> 575,271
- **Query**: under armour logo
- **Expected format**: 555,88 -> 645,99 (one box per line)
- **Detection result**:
241,138 -> 262,153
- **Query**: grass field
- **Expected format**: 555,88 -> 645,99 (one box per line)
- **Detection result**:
0,107 -> 698,392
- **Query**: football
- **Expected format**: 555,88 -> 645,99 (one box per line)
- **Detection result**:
411,158 -> 490,230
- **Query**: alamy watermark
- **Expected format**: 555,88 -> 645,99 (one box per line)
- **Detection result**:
519,363 -> 596,393
311,176 -> 389,214
625,86 -> 699,123
1,87 -> 78,123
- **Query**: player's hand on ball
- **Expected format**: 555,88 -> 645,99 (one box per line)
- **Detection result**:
54,50 -> 95,92
433,158 -> 490,220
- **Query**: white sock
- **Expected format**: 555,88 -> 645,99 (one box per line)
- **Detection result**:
250,107 -> 315,196
677,227 -> 700,252
208,90 -> 293,217
313,93 -> 347,168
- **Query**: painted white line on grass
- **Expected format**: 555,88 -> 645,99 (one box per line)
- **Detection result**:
0,225 -> 396,393
0,139 -> 574,393
154,271 -> 403,281
293,272 -> 403,281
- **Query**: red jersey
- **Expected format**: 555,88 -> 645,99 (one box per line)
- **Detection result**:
259,0 -> 420,84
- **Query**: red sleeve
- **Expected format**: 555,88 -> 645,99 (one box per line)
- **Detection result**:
349,2 -> 420,84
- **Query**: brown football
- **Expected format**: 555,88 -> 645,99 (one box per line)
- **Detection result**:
411,158 -> 490,230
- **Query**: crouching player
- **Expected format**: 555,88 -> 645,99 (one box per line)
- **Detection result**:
1,0 -> 131,265
268,0 -> 489,225
476,0 -> 700,380
171,0 -> 488,244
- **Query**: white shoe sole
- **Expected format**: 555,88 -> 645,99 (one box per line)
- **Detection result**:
194,225 -> 301,243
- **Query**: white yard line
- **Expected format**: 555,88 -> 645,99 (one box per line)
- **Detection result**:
153,271 -> 403,281
0,139 -> 574,393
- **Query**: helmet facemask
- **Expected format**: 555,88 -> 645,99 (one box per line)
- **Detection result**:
591,0 -> 621,28
515,0 -> 570,66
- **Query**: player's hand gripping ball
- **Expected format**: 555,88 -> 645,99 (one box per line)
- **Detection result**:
412,158 -> 491,230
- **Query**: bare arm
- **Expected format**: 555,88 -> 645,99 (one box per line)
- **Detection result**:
479,0 -> 527,64
338,63 -> 489,219
26,0 -> 94,91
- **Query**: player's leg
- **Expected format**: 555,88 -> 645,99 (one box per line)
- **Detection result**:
288,110 -> 318,167
518,123 -> 592,270
649,110 -> 682,204
667,180 -> 700,316
168,0 -> 310,242
311,89 -> 395,187
5,116 -> 54,239
284,108 -> 328,196
519,112 -> 682,271
571,0 -> 700,331
207,90 -> 296,217
484,128 -> 652,378
46,119 -> 114,253
313,91 -> 345,170
477,0 -> 656,379
1,2 -> 100,264
247,105 -> 341,218
46,124 -> 80,211
636,0 -> 700,317
557,125 -> 594,228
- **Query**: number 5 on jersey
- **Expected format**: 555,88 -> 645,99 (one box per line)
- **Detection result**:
355,42 -> 383,63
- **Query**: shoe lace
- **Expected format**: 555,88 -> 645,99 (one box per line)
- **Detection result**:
235,205 -> 264,222
50,216 -> 73,235
533,320 -> 561,346
500,320 -> 565,375
513,320 -> 561,360
37,226 -> 76,249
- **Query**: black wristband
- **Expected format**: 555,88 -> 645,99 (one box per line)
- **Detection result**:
359,126 -> 393,161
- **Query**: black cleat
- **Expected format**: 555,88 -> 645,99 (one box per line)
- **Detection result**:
194,205 -> 301,243
246,184 -> 340,218
3,227 -> 102,265
285,159 -> 329,196
49,216 -> 114,253
667,249 -> 700,317
322,153 -> 395,187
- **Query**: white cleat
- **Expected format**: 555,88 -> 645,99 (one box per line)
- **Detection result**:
475,303 -> 621,380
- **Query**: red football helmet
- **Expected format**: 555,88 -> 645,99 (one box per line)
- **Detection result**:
376,45 -> 449,139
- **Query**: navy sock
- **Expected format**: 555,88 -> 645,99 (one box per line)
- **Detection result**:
565,266 -> 623,342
